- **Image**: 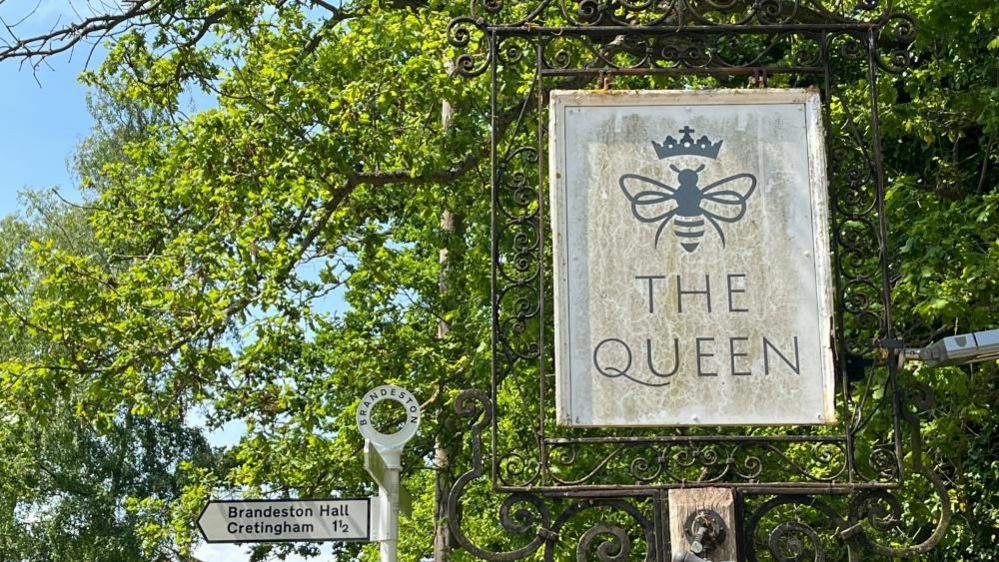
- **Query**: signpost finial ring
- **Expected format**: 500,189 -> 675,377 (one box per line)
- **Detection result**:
356,385 -> 420,448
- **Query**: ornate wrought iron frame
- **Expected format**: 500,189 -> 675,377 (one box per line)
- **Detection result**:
445,1 -> 951,559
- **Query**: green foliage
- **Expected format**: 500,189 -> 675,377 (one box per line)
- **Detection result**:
0,0 -> 997,560
5,2 -> 489,559
0,193 -> 220,561
881,1 -> 999,558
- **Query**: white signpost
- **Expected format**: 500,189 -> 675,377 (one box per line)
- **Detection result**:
196,384 -> 420,560
357,384 -> 421,562
550,89 -> 836,427
198,498 -> 372,543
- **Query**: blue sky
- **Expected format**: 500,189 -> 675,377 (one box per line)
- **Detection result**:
0,2 -> 92,216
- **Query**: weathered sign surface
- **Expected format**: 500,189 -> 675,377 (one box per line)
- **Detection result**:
550,89 -> 836,426
198,498 -> 372,543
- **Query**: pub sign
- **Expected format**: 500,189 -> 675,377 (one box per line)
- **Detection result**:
550,89 -> 836,426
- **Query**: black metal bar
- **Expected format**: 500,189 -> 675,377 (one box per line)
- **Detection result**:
866,28 -> 905,485
822,32 -> 858,487
540,66 -> 825,76
490,24 -> 881,35
490,481 -> 899,496
545,435 -> 847,444
536,40 -> 548,488
654,490 -> 668,561
489,29 -> 500,487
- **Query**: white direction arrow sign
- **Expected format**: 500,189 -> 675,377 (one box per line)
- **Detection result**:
198,498 -> 372,543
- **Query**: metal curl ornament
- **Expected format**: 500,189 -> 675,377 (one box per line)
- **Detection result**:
497,37 -> 531,65
483,0 -> 504,14
903,381 -> 936,418
576,524 -> 631,562
879,13 -> 918,46
495,248 -> 540,285
629,448 -> 664,482
574,0 -> 602,23
446,17 -> 489,77
855,466 -> 953,558
756,0 -> 796,25
454,389 -> 491,430
499,452 -> 542,487
864,446 -> 900,482
848,490 -> 901,533
499,494 -> 549,534
544,499 -> 656,562
791,36 -> 823,67
511,226 -> 539,257
769,521 -> 826,562
447,392 -> 552,561
499,316 -> 542,359
732,450 -> 765,480
745,495 -> 845,562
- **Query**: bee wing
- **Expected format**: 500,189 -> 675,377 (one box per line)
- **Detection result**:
697,174 -> 756,247
699,173 -> 757,223
619,173 -> 679,223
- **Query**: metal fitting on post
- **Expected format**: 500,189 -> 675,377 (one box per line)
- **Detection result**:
673,509 -> 730,562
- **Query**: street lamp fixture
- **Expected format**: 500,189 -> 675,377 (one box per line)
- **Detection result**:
905,329 -> 999,368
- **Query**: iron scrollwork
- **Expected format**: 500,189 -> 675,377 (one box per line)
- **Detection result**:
445,0 -> 949,559
742,385 -> 952,560
448,390 -> 660,561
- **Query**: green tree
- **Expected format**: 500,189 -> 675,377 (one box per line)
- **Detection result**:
3,2 -> 491,559
879,1 -> 999,558
0,190 -> 218,561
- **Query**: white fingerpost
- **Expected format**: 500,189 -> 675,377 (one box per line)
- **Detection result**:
357,385 -> 421,562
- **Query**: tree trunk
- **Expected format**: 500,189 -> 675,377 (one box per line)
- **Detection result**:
433,208 -> 456,562
434,94 -> 456,562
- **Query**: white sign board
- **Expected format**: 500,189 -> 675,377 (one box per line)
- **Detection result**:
550,89 -> 836,427
198,498 -> 371,543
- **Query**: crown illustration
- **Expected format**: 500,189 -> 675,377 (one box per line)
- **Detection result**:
652,126 -> 723,159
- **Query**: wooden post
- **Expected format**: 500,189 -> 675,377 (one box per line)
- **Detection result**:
668,488 -> 739,562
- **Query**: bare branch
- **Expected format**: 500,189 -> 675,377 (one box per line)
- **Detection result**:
311,0 -> 342,14
0,0 -> 160,68
350,147 -> 486,188
0,0 -> 370,72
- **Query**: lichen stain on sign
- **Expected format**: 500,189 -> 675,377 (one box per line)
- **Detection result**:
550,89 -> 836,427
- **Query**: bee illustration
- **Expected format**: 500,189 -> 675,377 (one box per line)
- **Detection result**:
619,164 -> 757,252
